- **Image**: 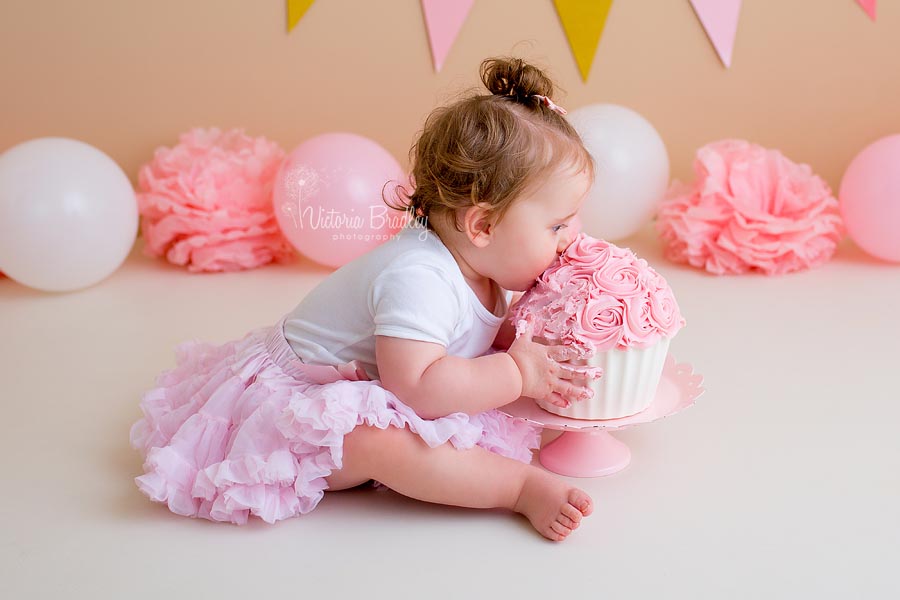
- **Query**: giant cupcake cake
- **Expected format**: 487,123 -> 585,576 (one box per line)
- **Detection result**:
511,233 -> 686,420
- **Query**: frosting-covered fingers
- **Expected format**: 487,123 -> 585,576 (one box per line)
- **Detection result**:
551,381 -> 593,405
513,318 -> 534,339
569,384 -> 593,402
546,391 -> 570,408
555,362 -> 577,380
559,364 -> 604,380
546,344 -> 574,362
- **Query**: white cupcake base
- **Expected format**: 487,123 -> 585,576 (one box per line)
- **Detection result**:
537,337 -> 671,420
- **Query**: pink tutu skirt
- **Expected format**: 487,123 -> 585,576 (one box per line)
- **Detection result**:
129,317 -> 542,525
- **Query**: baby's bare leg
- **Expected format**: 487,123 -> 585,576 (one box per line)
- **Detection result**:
326,424 -> 594,541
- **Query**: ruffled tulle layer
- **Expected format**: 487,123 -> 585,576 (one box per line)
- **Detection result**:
129,321 -> 541,525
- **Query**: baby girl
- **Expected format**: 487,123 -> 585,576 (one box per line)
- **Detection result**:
130,56 -> 599,542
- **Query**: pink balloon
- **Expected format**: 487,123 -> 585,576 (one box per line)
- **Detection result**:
273,133 -> 409,269
839,134 -> 900,263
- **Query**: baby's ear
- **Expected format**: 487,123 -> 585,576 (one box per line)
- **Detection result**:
464,203 -> 496,248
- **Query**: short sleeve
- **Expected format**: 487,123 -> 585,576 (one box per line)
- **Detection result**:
370,262 -> 462,347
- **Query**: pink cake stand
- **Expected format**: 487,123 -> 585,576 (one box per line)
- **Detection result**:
498,355 -> 705,477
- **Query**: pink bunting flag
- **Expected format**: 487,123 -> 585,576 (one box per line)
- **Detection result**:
857,0 -> 876,21
689,0 -> 742,68
421,0 -> 474,73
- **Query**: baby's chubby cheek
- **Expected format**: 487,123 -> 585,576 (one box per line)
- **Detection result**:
570,215 -> 583,236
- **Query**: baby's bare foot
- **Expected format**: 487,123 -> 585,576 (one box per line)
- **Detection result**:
513,468 -> 594,542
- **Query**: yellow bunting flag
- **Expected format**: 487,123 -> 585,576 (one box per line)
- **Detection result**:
553,0 -> 614,82
287,0 -> 315,33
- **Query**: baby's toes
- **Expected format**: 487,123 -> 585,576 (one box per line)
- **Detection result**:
569,488 -> 594,517
561,503 -> 583,528
556,513 -> 578,530
550,520 -> 572,540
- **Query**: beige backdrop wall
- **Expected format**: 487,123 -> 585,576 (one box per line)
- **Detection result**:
2,0 -> 899,196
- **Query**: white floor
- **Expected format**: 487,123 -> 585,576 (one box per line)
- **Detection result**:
1,225 -> 897,599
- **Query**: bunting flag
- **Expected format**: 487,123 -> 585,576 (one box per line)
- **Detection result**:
553,0 -> 614,82
421,0 -> 475,73
856,0 -> 876,21
287,0 -> 315,33
689,0 -> 742,68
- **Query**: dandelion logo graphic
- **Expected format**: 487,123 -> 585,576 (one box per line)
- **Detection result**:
280,165 -> 321,231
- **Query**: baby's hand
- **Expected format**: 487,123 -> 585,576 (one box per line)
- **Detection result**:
506,320 -> 600,408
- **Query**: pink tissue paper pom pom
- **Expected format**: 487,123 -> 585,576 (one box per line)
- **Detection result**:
655,139 -> 845,276
137,127 -> 295,273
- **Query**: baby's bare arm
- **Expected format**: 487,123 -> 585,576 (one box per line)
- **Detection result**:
376,326 -> 594,420
376,335 -> 522,420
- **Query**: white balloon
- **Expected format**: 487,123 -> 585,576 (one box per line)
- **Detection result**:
0,138 -> 138,292
568,104 -> 670,240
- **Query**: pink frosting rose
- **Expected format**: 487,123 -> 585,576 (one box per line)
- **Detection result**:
574,295 -> 626,350
512,233 -> 685,355
559,234 -> 612,271
595,252 -> 645,298
655,139 -> 844,276
137,128 -> 295,273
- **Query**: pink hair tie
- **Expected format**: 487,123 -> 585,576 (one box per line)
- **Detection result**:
533,94 -> 568,116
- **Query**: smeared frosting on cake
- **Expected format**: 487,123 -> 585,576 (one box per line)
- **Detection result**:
511,233 -> 685,357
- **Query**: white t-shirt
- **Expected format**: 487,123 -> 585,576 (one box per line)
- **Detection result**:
283,221 -> 512,381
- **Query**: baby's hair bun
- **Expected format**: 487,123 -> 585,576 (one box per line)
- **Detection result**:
480,57 -> 555,103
